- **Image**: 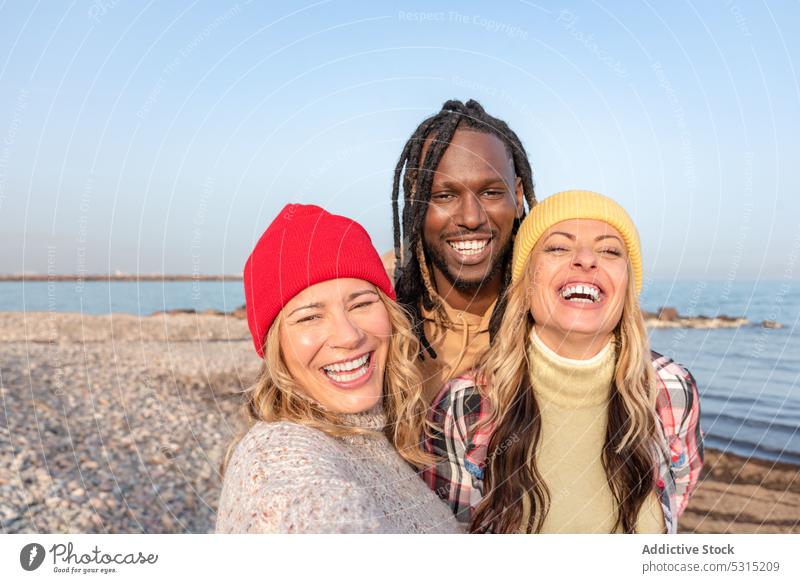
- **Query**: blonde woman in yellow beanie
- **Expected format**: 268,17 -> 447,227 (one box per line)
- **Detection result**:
422,190 -> 703,533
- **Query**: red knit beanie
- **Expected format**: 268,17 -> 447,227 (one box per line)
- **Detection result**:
244,204 -> 396,357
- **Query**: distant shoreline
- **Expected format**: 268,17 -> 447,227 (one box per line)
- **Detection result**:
0,275 -> 243,281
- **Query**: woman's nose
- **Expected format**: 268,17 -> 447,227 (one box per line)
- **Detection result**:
327,310 -> 366,349
572,246 -> 598,270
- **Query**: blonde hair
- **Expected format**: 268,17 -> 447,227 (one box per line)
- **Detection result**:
472,254 -> 661,533
221,288 -> 433,474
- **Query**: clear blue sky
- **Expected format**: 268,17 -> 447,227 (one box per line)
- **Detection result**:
1,0 -> 798,280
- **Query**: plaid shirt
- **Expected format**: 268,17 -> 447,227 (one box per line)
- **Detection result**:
422,351 -> 704,533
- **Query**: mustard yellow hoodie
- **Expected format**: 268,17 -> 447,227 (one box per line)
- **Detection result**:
382,250 -> 495,404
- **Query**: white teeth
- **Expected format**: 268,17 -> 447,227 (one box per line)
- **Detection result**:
560,283 -> 601,303
323,353 -> 371,382
324,353 -> 369,373
448,240 -> 489,255
325,367 -> 368,382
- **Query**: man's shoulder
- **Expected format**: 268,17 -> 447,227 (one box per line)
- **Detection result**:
431,373 -> 482,404
429,373 -> 487,424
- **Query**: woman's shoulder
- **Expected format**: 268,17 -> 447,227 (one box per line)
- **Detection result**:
650,351 -> 701,437
651,351 -> 699,405
651,351 -> 696,383
228,420 -> 351,480
238,418 -> 333,446
217,421 -> 379,533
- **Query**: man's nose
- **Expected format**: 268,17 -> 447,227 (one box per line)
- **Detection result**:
455,193 -> 488,230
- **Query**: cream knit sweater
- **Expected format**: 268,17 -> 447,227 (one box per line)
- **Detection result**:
215,405 -> 462,534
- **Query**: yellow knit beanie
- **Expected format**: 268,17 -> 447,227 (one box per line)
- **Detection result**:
512,190 -> 643,294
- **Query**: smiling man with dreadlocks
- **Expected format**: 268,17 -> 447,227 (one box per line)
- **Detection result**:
387,99 -> 536,403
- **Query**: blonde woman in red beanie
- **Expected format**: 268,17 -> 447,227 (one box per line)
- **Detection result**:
215,204 -> 460,534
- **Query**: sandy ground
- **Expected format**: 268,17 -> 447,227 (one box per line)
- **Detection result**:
682,449 -> 800,533
0,312 -> 797,533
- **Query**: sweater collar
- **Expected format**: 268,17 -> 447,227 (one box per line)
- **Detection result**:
337,401 -> 387,431
528,328 -> 616,409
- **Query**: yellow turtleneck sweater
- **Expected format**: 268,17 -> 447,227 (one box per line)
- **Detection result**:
525,329 -> 665,534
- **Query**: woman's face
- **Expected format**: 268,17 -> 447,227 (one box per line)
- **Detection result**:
527,219 -> 629,355
278,278 -> 391,414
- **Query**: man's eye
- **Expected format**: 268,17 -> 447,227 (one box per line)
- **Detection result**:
432,192 -> 454,201
483,190 -> 505,198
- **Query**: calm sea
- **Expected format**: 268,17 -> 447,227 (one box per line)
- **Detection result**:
1,279 -> 798,465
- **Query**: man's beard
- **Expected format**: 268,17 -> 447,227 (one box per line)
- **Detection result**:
424,235 -> 514,294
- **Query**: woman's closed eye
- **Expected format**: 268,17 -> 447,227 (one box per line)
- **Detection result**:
294,313 -> 322,324
350,299 -> 378,311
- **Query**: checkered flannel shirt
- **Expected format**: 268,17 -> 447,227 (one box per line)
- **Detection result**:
422,351 -> 704,533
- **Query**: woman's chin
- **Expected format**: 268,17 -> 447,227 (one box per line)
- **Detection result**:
548,314 -> 614,339
327,391 -> 382,414
315,374 -> 383,414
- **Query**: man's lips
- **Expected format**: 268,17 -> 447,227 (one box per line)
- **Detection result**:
444,235 -> 493,264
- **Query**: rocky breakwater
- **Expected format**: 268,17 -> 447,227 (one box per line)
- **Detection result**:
643,307 -> 781,330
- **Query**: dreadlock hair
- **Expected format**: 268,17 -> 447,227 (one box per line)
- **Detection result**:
390,99 -> 536,359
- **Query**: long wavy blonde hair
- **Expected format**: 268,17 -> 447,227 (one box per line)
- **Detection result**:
472,254 -> 662,533
221,288 -> 434,474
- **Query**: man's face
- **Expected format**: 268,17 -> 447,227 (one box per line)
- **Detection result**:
422,129 -> 524,293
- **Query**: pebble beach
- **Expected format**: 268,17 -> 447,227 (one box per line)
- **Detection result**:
1,312 -> 797,533
0,312 -> 256,533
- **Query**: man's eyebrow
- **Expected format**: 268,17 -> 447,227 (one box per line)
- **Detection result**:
431,179 -> 463,191
432,178 -> 508,191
